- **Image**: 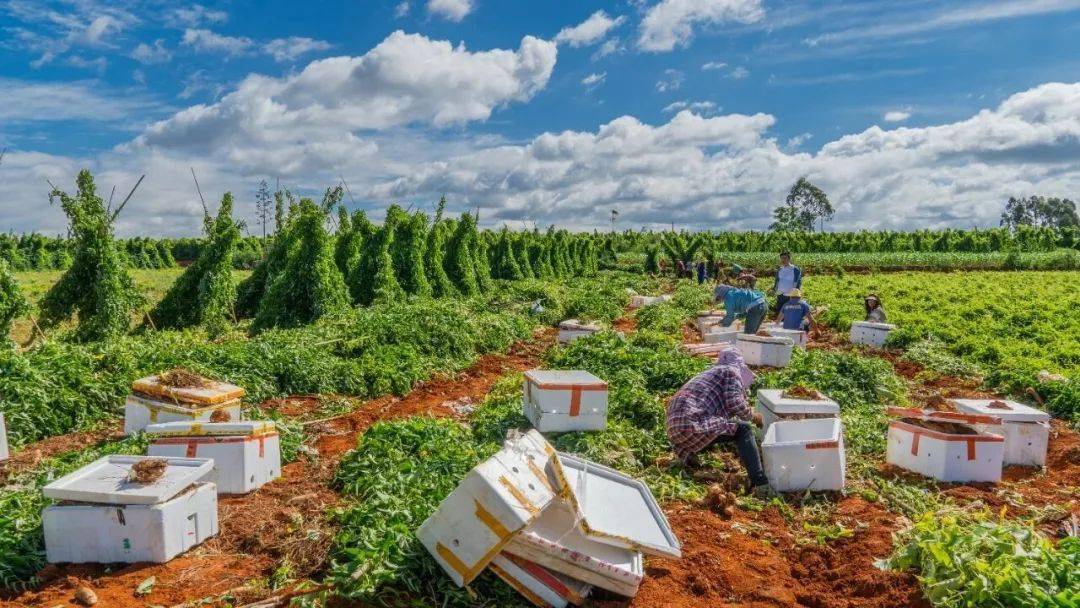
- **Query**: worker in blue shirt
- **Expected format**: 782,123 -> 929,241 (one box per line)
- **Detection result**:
775,288 -> 814,331
770,252 -> 803,314
714,284 -> 769,334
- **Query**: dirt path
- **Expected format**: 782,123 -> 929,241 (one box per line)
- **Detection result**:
1,328 -> 556,608
0,422 -> 124,483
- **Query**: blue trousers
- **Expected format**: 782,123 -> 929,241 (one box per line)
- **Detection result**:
742,301 -> 767,334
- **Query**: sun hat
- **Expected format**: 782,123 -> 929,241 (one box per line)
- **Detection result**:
787,288 -> 802,298
716,348 -> 755,389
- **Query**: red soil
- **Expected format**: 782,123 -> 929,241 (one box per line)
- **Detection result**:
0,422 -> 124,482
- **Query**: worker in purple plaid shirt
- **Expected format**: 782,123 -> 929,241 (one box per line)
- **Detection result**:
666,350 -> 776,497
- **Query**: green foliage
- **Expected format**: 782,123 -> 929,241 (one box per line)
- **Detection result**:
388,206 -> 432,298
254,199 -> 350,330
149,193 -> 241,335
903,336 -> 984,378
329,418 -> 519,607
886,511 -> 1080,607
444,214 -> 480,296
38,170 -> 142,342
644,245 -> 660,274
772,177 -> 834,232
0,434 -> 148,590
0,260 -> 29,347
490,228 -> 524,280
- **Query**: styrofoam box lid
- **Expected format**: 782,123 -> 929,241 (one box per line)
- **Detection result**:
145,420 -> 276,437
514,499 -> 643,576
559,319 -> 601,331
132,374 -> 246,405
525,370 -> 606,388
737,333 -> 794,345
552,453 -> 680,558
851,321 -> 896,330
885,406 -> 1002,426
43,455 -> 215,505
951,399 -> 1050,423
757,389 -> 839,414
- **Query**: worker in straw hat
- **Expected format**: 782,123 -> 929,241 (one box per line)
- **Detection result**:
713,283 -> 768,334
864,293 -> 887,323
775,288 -> 814,331
666,349 -> 777,498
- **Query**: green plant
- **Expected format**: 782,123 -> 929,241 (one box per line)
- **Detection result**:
0,260 -> 29,347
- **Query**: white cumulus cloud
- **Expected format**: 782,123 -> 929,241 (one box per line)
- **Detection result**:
263,37 -> 332,62
638,0 -> 765,52
581,72 -> 606,87
427,0 -> 473,21
555,11 -> 626,47
884,110 -> 911,122
181,28 -> 254,56
131,39 -> 172,64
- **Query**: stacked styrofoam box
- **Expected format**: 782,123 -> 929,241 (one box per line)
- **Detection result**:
736,333 -> 794,367
696,310 -> 726,334
125,373 -> 245,435
146,421 -> 282,494
523,370 -> 608,433
762,418 -> 846,492
558,319 -> 602,345
849,321 -> 896,348
755,389 -> 839,432
766,327 -> 807,348
951,399 -> 1050,467
885,407 -> 1005,483
0,413 -> 8,461
42,456 -> 219,564
418,431 -> 680,602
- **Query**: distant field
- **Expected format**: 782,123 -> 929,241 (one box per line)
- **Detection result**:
9,268 -> 250,344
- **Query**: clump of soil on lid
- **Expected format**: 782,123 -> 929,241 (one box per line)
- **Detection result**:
755,330 -> 772,337
900,418 -> 977,435
129,458 -> 168,484
209,409 -> 231,422
987,400 -> 1012,410
158,367 -> 213,389
783,385 -> 822,400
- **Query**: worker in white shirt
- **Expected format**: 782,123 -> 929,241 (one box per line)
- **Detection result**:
770,252 -> 803,314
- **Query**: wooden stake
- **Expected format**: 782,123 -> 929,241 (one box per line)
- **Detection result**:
110,174 -> 145,221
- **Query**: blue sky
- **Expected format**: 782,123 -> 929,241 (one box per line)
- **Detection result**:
2,0 -> 1080,236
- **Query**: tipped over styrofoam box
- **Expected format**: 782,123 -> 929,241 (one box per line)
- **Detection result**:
885,408 -> 1005,483
490,552 -> 593,608
951,399 -> 1050,467
558,319 -> 602,344
736,333 -> 794,367
0,413 -> 9,461
849,321 -> 896,348
417,431 -> 558,587
756,389 -> 839,431
42,455 -> 218,564
146,421 -> 281,494
523,370 -> 608,433
762,418 -> 846,492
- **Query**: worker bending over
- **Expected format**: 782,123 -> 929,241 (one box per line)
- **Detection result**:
776,288 -> 814,331
666,350 -> 776,498
714,284 -> 768,334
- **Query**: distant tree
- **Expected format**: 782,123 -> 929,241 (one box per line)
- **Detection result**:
255,180 -> 273,239
1001,196 -> 1079,230
643,246 -> 660,274
772,177 -> 834,232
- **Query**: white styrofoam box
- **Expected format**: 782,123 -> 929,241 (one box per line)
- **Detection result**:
0,413 -> 8,461
131,373 -> 245,405
630,295 -> 670,308
550,453 -> 680,558
703,327 -> 740,344
490,552 -> 593,608
736,333 -> 794,367
523,370 -> 608,433
766,327 -> 807,348
756,389 -> 840,432
124,393 -> 243,435
43,455 -> 216,505
506,499 -> 643,597
951,399 -> 1050,467
885,408 -> 1005,483
761,418 -> 846,492
146,421 -> 281,494
682,343 -> 735,358
417,430 -> 557,587
557,319 -> 602,345
44,482 -> 218,564
849,321 -> 896,348
696,310 -> 726,334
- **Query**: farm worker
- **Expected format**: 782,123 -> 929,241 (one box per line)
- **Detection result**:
738,272 -> 758,289
665,350 -> 776,498
714,284 -> 768,334
696,261 -> 707,284
676,260 -> 686,278
770,252 -> 803,314
776,288 -> 814,331
864,294 -> 887,323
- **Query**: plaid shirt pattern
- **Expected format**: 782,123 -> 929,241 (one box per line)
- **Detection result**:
666,365 -> 752,462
